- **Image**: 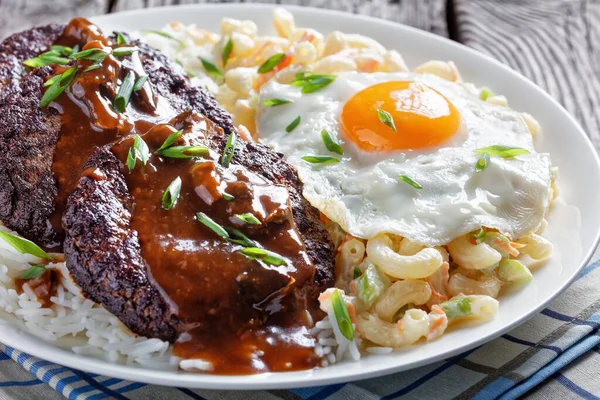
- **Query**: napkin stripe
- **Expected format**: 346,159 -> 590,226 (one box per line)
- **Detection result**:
555,374 -> 598,400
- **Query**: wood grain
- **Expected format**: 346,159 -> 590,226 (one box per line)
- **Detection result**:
112,0 -> 449,36
455,0 -> 600,147
0,0 -> 109,39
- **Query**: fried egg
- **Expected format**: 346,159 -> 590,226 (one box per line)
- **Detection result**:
256,72 -> 552,246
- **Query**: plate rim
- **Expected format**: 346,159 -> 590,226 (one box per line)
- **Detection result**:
1,2 -> 599,390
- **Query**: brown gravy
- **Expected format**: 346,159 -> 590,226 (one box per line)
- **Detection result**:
42,18 -> 324,373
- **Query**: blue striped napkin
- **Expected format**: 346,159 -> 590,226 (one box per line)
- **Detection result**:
2,246 -> 599,399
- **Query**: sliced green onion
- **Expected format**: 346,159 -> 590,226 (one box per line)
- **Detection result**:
84,63 -> 102,72
398,175 -> 422,189
234,213 -> 261,225
302,155 -> 339,165
199,57 -> 223,79
49,45 -> 73,56
470,228 -> 486,244
116,32 -> 128,45
126,134 -> 151,172
224,227 -> 257,248
290,73 -> 336,94
258,53 -> 286,74
156,130 -> 182,152
353,267 -> 362,279
161,176 -> 182,210
498,259 -> 533,284
40,65 -> 77,108
476,152 -> 490,172
19,265 -> 47,280
156,145 -> 209,159
441,297 -> 472,319
0,231 -> 51,260
43,74 -> 61,87
222,192 -> 235,201
479,87 -> 494,101
220,133 -> 236,168
143,30 -> 186,48
196,212 -> 229,239
285,116 -> 301,133
23,53 -> 70,68
112,46 -> 139,57
240,247 -> 287,266
321,129 -> 343,155
331,289 -> 354,340
475,145 -> 530,158
70,48 -> 109,62
377,108 -> 397,132
114,71 -> 135,113
222,37 -> 233,67
355,264 -> 390,307
133,75 -> 149,92
262,98 -> 292,107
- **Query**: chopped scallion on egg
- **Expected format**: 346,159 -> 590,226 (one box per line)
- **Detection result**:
475,152 -> 490,172
320,129 -> 343,155
302,155 -> 339,165
285,116 -> 301,133
376,108 -> 397,132
398,175 -> 422,189
262,98 -> 292,107
475,145 -> 530,158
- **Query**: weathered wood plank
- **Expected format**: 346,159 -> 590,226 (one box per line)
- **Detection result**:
0,0 -> 109,39
112,0 -> 449,36
455,0 -> 600,147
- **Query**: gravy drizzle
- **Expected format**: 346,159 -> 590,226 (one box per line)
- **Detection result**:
42,18 -> 324,374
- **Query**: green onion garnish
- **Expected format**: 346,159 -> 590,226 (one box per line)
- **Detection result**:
240,247 -> 287,266
199,57 -> 223,79
220,133 -> 236,168
234,213 -> 261,225
43,74 -> 61,87
143,30 -> 186,48
469,227 -> 486,244
353,267 -> 362,279
156,130 -> 182,152
222,192 -> 235,201
161,176 -> 182,210
156,145 -> 209,159
70,48 -> 109,63
302,156 -> 339,165
290,73 -> 336,94
257,53 -> 285,74
133,75 -> 149,92
475,145 -> 530,158
286,116 -> 301,133
222,37 -> 233,67
40,65 -> 77,108
479,87 -> 494,101
441,297 -> 472,319
23,53 -> 70,68
321,129 -> 344,155
224,227 -> 257,248
112,46 -> 139,57
84,63 -> 102,72
19,265 -> 47,280
116,32 -> 128,45
331,289 -> 354,340
196,212 -> 229,239
355,264 -> 390,307
377,109 -> 397,132
398,175 -> 422,189
262,98 -> 292,107
49,45 -> 73,56
0,231 -> 52,260
126,134 -> 150,172
475,152 -> 490,172
114,71 -> 136,113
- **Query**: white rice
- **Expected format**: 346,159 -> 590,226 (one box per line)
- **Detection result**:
0,224 -> 348,370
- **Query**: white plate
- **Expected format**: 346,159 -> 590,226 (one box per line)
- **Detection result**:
1,3 -> 599,390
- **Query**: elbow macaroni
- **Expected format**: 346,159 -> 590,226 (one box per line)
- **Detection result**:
375,280 -> 431,322
447,234 -> 502,270
366,234 -> 444,279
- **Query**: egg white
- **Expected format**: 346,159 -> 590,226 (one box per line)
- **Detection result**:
256,72 -> 552,246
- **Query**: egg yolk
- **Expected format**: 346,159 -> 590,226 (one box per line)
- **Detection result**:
340,81 -> 461,152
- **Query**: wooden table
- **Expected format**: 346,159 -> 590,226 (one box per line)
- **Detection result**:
0,0 -> 597,147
